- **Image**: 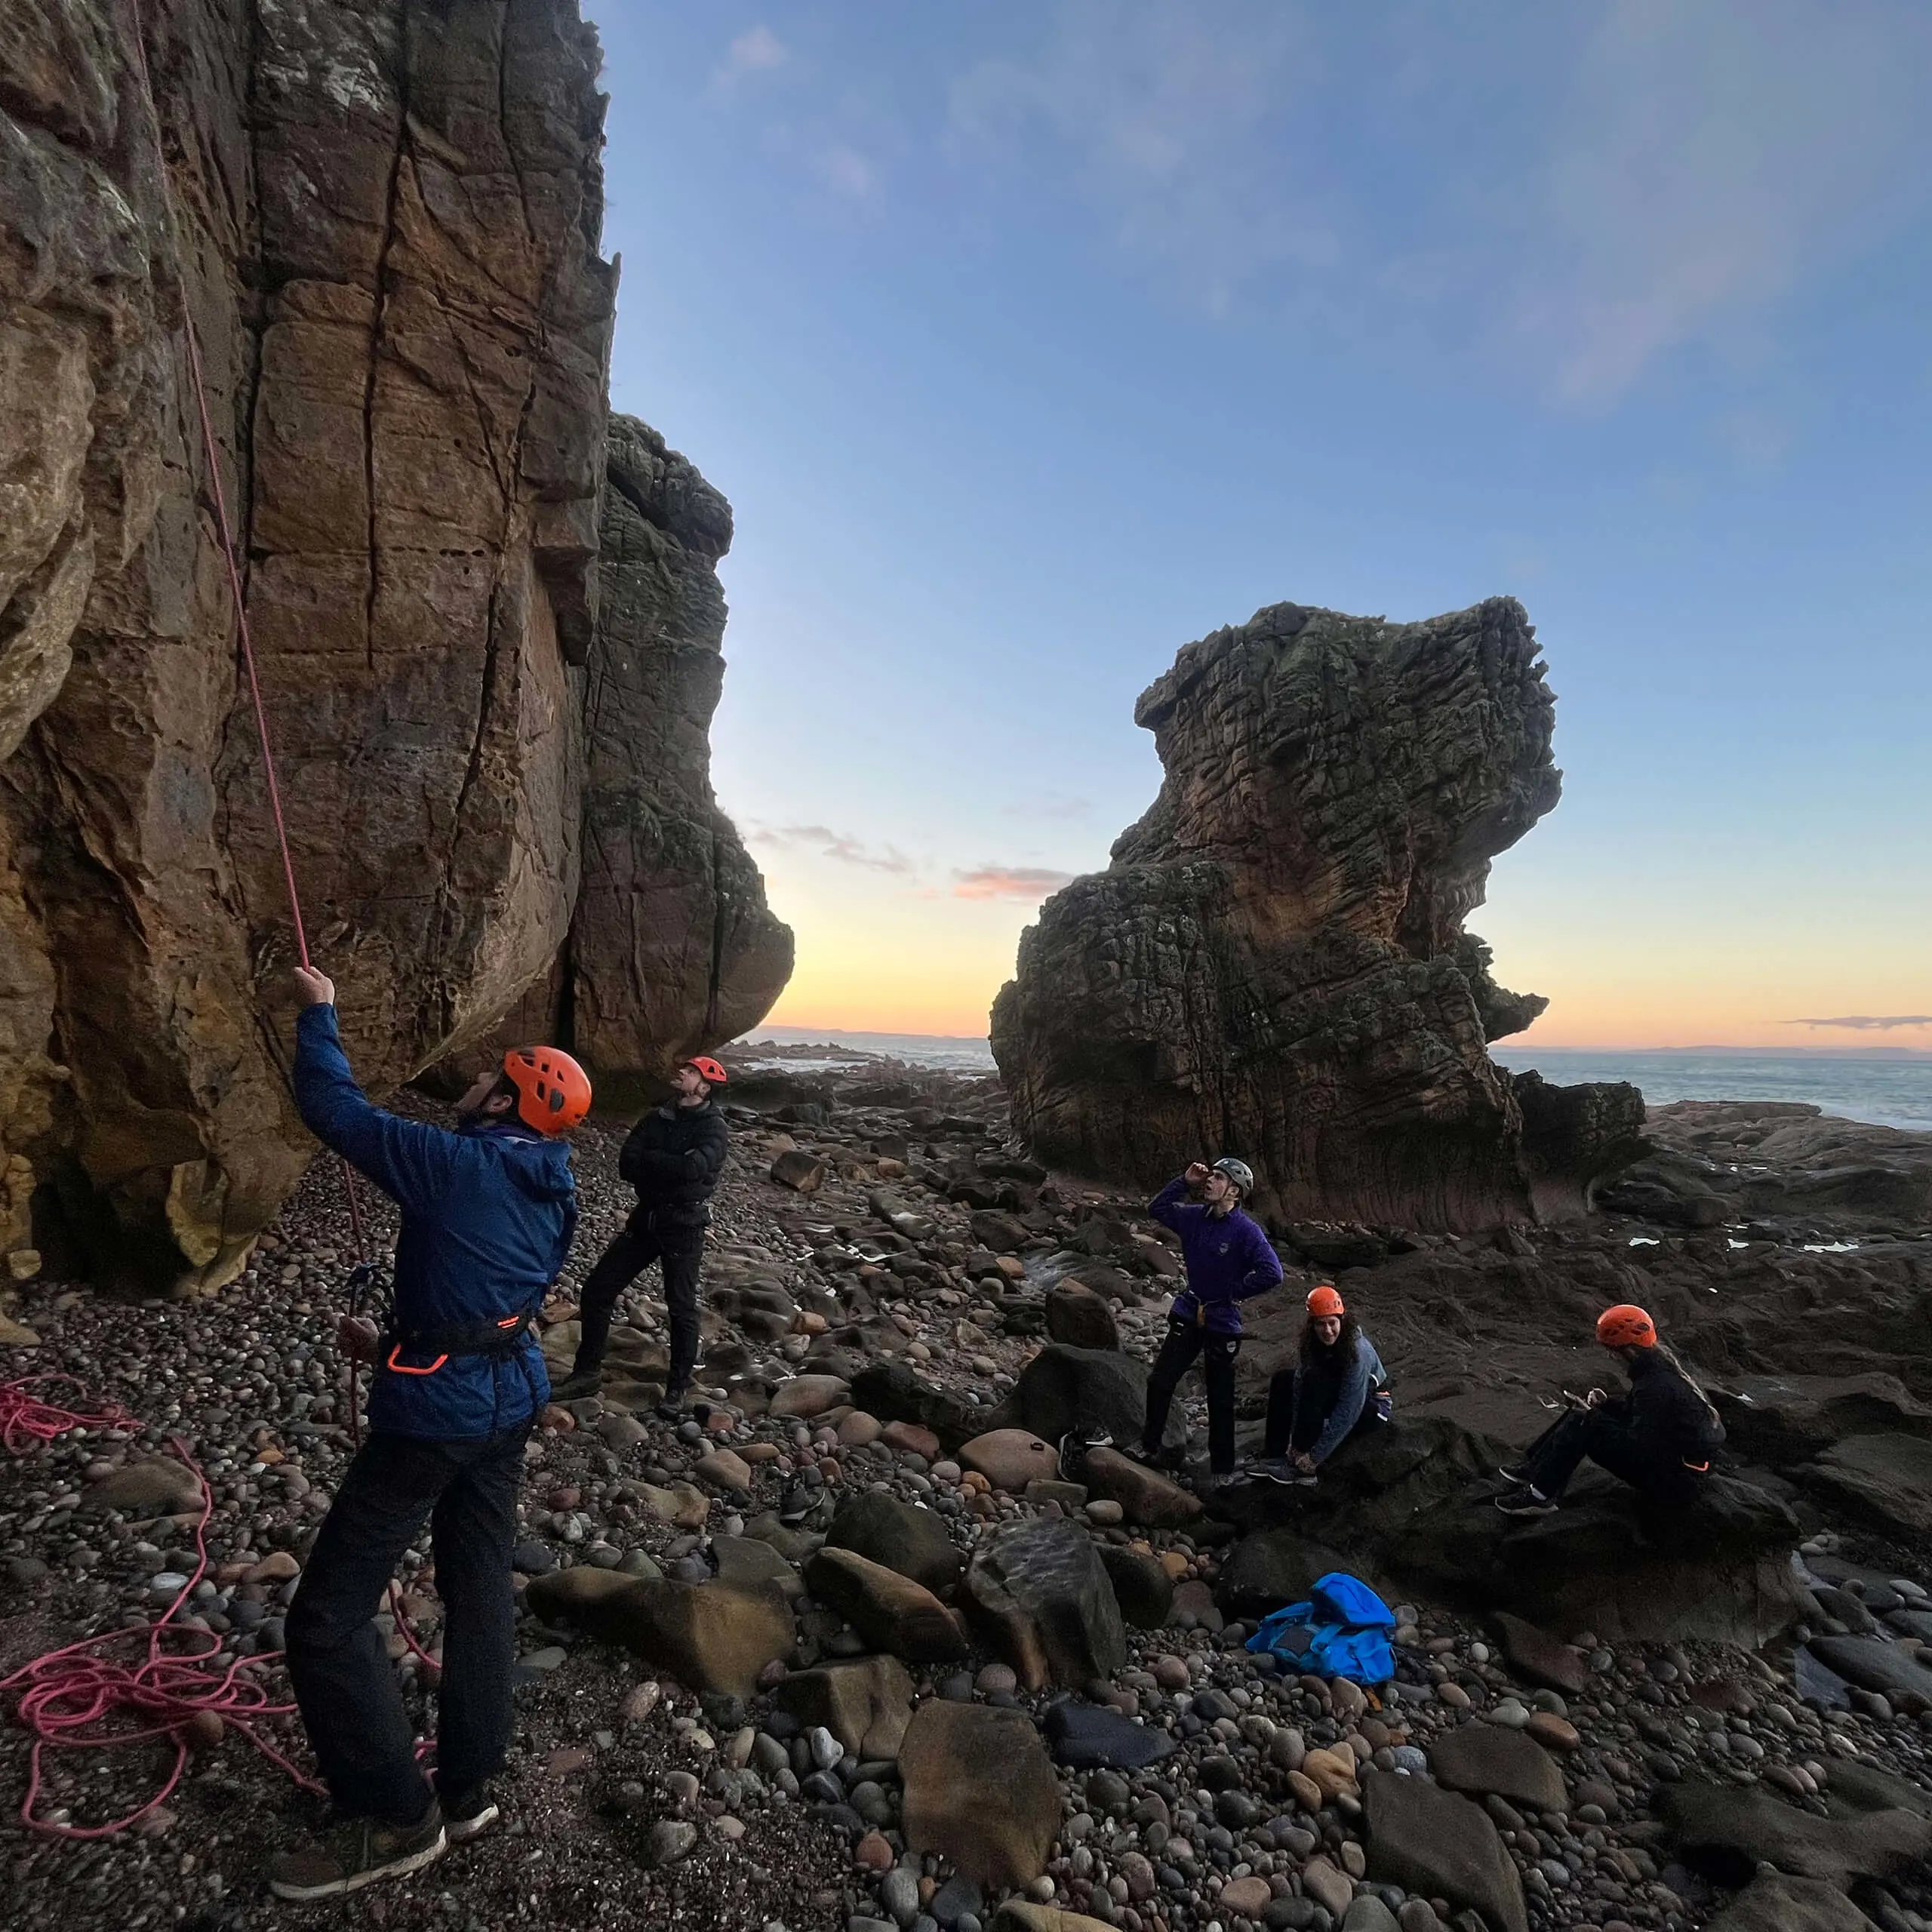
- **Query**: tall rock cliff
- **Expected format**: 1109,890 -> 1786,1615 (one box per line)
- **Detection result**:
0,2 -> 787,1291
475,415 -> 794,1109
991,598 -> 1641,1231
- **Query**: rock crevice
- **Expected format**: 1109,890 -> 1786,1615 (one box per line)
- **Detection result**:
0,2 -> 787,1288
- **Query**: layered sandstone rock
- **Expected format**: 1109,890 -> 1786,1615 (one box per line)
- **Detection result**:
991,597 -> 1641,1230
478,417 -> 794,1109
0,2 -> 786,1289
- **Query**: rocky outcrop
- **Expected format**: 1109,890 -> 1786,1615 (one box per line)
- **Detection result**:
1210,1417 -> 1807,1647
0,4 -> 786,1290
472,417 -> 793,1107
990,598 -> 1642,1230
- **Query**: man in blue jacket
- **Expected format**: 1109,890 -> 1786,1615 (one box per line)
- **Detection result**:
269,967 -> 588,1903
1137,1157 -> 1284,1482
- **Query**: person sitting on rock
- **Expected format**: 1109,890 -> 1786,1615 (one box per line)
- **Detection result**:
552,1056 -> 731,1416
1136,1157 -> 1285,1483
1497,1303 -> 1724,1517
272,967 -> 587,1900
1251,1284 -> 1389,1486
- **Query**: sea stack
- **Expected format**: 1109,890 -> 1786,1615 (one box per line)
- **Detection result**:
991,596 -> 1641,1230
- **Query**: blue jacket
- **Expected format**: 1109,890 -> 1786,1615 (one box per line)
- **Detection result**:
1289,1332 -> 1388,1466
293,1004 -> 576,1439
1149,1177 -> 1284,1336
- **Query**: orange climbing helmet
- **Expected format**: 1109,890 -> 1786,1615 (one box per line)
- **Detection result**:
1306,1285 -> 1346,1318
1596,1303 -> 1657,1349
685,1056 -> 729,1087
503,1045 -> 592,1135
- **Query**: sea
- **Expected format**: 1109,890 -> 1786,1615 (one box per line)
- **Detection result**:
736,1028 -> 1932,1134
1490,1048 -> 1932,1134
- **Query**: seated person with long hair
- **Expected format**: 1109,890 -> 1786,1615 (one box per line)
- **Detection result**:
1251,1284 -> 1389,1485
1497,1304 -> 1724,1516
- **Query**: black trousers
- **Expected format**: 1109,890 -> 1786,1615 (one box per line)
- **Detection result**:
1520,1407 -> 1700,1506
286,1422 -> 528,1825
574,1210 -> 705,1391
1262,1368 -> 1383,1460
1142,1321 -> 1241,1475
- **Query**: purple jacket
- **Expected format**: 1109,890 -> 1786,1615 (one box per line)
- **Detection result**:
1150,1177 -> 1284,1336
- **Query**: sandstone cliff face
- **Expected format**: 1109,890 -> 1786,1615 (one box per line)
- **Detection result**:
0,2 -> 786,1290
991,598 -> 1641,1231
476,415 -> 794,1108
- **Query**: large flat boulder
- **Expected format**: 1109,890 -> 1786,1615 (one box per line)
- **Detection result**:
900,1702 -> 1063,1888
961,1429 -> 1062,1493
1215,1529 -> 1355,1620
1081,1446 -> 1202,1529
850,1361 -> 975,1449
524,1571 -> 791,1700
984,1345 -> 1180,1454
774,1657 -> 915,1761
965,1515 -> 1127,1690
1429,1722 -> 1567,1813
1362,1770 -> 1527,1932
1663,1780 -> 1932,1888
1705,1873 -> 1878,1932
823,1490 -> 963,1598
1713,1374 -> 1932,1465
803,1547 -> 969,1663
1800,1434 -> 1932,1537
1806,1636 -> 1932,1711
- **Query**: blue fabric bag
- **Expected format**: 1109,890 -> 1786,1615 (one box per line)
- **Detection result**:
1246,1571 -> 1396,1685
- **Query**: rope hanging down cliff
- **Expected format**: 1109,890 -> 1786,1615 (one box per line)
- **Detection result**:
0,2 -> 451,1838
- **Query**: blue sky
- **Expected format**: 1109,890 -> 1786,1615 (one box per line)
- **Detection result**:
584,1 -> 1932,1045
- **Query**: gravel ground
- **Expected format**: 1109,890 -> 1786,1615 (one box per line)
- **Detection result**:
4,1067 -> 1932,1932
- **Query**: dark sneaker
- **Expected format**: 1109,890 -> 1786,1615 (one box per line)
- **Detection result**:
269,1803 -> 446,1901
551,1367 -> 603,1402
1496,1487 -> 1558,1518
442,1787 -> 500,1844
1249,1457 -> 1315,1487
654,1383 -> 690,1423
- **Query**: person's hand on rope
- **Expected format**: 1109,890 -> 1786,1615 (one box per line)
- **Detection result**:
294,965 -> 336,1006
337,1315 -> 379,1363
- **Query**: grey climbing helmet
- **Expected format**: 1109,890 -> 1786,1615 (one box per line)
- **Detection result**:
1212,1157 -> 1256,1198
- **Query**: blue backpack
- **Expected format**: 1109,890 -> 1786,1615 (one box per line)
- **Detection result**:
1245,1571 -> 1396,1686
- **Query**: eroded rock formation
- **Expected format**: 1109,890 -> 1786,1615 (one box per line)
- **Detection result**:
991,597 -> 1641,1230
476,417 -> 794,1110
0,2 -> 786,1289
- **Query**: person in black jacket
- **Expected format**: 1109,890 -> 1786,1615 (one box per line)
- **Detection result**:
553,1056 -> 730,1414
1497,1303 -> 1724,1515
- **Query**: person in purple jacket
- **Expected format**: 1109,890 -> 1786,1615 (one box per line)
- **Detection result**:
1137,1157 -> 1285,1481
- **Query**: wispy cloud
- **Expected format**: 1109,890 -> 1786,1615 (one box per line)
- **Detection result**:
950,2 -> 1327,314
814,141 -> 878,202
750,823 -> 914,875
943,0 -> 1930,400
713,25 -> 788,91
953,865 -> 1075,903
1787,1014 -> 1932,1031
1514,0 -> 1932,405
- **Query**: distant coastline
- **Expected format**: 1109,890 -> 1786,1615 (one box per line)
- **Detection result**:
734,1028 -> 1932,1133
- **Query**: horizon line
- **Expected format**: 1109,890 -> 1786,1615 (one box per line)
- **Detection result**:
742,1025 -> 1931,1058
